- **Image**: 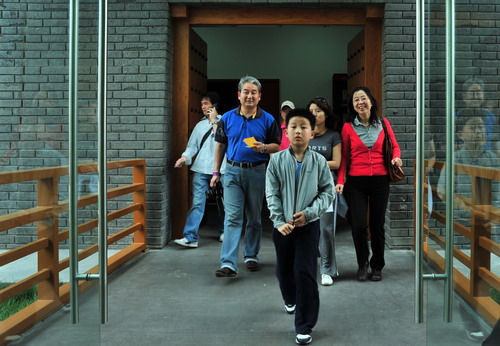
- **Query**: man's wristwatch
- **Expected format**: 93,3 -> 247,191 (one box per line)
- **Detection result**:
260,144 -> 268,154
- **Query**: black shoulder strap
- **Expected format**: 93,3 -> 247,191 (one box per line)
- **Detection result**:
199,126 -> 213,150
381,117 -> 389,140
381,117 -> 392,159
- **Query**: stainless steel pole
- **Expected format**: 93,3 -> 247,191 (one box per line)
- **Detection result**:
444,0 -> 455,323
97,0 -> 109,324
415,0 -> 426,324
68,0 -> 80,325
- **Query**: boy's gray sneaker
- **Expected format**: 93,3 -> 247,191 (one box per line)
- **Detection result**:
296,334 -> 312,345
174,238 -> 198,248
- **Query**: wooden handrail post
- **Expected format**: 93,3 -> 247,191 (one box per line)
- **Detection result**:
471,213 -> 491,297
133,162 -> 147,247
470,171 -> 492,297
37,176 -> 60,302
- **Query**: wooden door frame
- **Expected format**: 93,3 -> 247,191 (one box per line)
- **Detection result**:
171,5 -> 383,239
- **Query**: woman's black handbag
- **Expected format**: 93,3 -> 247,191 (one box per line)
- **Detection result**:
381,118 -> 405,183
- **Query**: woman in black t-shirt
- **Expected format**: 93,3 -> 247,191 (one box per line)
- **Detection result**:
307,97 -> 342,286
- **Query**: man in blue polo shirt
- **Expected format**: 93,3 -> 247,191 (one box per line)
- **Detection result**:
210,75 -> 281,277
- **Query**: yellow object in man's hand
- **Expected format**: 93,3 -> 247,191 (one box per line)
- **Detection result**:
243,137 -> 257,147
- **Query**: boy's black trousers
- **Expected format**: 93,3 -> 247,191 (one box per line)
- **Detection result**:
273,220 -> 320,334
344,175 -> 390,270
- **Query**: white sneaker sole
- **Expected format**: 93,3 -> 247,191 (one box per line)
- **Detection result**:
296,334 -> 312,345
174,239 -> 198,248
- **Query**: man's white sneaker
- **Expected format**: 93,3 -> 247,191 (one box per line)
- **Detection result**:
174,238 -> 198,248
219,233 -> 224,242
321,274 -> 333,286
296,334 -> 312,345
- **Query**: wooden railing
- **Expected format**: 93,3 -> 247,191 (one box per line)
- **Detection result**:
416,160 -> 500,325
0,159 -> 147,343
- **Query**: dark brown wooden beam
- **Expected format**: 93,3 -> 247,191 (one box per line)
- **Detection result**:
186,8 -> 366,26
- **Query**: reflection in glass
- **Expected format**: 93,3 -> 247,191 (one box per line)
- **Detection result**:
423,0 -> 499,343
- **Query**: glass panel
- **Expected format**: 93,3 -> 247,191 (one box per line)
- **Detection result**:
425,279 -> 490,345
424,0 -> 498,343
0,1 -> 101,343
453,0 -> 500,339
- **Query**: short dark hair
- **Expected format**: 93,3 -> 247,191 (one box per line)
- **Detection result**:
286,108 -> 316,129
462,77 -> 485,94
306,97 -> 336,130
347,86 -> 379,124
201,91 -> 220,106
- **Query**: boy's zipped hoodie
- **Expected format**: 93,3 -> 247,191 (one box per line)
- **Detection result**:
266,148 -> 334,230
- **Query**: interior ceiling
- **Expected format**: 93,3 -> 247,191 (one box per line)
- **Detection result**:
196,24 -> 342,28
188,4 -> 368,10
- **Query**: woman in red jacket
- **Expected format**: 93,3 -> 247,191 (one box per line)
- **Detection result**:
335,86 -> 402,282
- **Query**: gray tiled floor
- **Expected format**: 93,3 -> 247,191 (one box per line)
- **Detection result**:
10,211 -> 492,345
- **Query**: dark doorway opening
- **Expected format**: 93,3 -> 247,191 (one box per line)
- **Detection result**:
171,6 -> 383,239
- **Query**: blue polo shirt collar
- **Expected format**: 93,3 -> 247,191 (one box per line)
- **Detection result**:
237,106 -> 263,119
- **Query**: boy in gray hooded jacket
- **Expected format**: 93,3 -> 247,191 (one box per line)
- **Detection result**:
266,108 -> 334,345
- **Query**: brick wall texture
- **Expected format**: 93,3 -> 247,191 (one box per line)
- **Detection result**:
0,0 -> 171,249
0,0 -> 498,249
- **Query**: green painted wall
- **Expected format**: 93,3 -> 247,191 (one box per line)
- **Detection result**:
194,26 -> 363,108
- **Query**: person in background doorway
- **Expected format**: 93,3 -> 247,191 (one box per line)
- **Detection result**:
266,108 -> 334,345
336,86 -> 402,282
307,97 -> 342,286
279,100 -> 295,151
211,75 -> 281,277
173,91 -> 225,248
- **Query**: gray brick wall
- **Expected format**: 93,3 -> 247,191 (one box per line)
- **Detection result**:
0,0 -> 171,249
108,1 -> 171,248
382,1 -> 417,249
0,0 -> 498,250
